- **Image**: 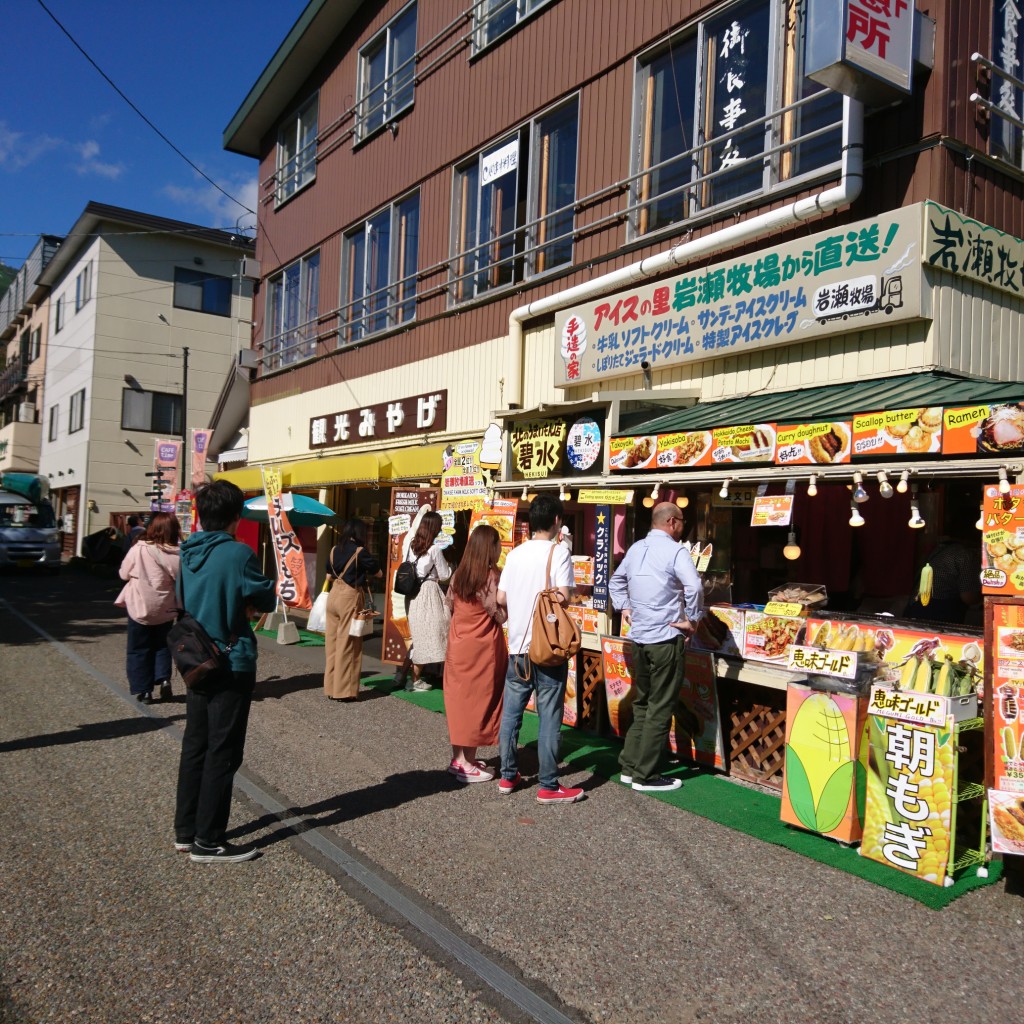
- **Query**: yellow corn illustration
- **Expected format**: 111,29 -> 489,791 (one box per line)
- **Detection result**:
1004,727 -> 1017,761
914,657 -> 933,693
919,563 -> 933,607
934,658 -> 953,697
899,657 -> 919,690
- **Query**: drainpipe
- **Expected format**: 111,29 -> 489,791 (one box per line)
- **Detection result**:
505,95 -> 864,408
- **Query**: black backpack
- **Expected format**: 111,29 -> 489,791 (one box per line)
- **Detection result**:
393,555 -> 422,599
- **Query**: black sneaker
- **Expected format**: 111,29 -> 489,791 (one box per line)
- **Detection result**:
135,692 -> 152,705
631,776 -> 682,792
189,841 -> 258,864
158,681 -> 173,701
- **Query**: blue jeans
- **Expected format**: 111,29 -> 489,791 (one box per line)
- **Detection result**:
499,655 -> 567,791
174,669 -> 255,845
125,616 -> 172,696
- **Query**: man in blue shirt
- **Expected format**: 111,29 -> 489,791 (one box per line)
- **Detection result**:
609,502 -> 703,792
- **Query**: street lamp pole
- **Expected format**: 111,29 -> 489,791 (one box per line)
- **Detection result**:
181,346 -> 189,492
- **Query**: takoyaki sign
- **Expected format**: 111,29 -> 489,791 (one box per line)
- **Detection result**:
553,204 -> 925,386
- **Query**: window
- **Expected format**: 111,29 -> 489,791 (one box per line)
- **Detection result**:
276,94 -> 318,204
54,295 -> 64,333
473,0 -> 551,52
356,3 -> 417,141
173,267 -> 232,317
631,0 -> 841,237
451,99 -> 578,303
29,327 -> 41,363
48,405 -> 58,442
75,263 -> 92,312
264,251 -> 320,372
341,193 -> 419,344
69,389 -> 85,434
121,388 -> 182,434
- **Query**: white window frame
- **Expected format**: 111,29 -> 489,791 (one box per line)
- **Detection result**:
48,404 -> 58,442
472,0 -> 553,54
54,295 -> 65,333
628,0 -> 842,241
276,93 -> 319,205
340,191 -> 420,345
75,263 -> 92,312
263,250 -> 321,374
449,97 -> 579,305
355,2 -> 418,143
29,327 -> 41,363
69,388 -> 85,434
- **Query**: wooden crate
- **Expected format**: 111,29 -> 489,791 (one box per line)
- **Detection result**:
720,680 -> 787,790
575,649 -> 606,734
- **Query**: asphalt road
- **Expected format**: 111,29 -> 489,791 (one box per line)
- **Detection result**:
2,568 -> 1023,1024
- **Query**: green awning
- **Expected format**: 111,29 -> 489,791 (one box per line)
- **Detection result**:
615,371 -> 1024,436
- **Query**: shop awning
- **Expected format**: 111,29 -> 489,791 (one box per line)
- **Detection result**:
616,370 -> 1024,436
381,444 -> 450,481
213,466 -> 286,492
289,453 -> 382,487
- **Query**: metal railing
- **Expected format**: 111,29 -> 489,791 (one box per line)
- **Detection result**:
0,358 -> 26,402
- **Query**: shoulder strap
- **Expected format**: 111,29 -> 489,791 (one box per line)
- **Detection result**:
545,541 -> 556,590
339,546 -> 362,579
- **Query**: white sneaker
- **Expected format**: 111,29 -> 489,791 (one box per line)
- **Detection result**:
411,679 -> 434,692
447,760 -> 494,783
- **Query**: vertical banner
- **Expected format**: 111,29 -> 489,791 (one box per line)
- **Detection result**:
671,651 -> 726,771
383,488 -> 438,665
780,684 -> 868,842
601,635 -> 636,738
592,505 -> 611,611
191,428 -> 211,490
861,713 -> 957,886
153,439 -> 181,511
262,467 -> 312,610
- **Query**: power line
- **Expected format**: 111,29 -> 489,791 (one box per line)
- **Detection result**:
33,0 -> 254,217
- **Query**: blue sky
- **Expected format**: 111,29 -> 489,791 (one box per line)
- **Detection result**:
2,0 -> 306,268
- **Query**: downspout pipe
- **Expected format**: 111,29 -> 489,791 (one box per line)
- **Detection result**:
505,95 -> 864,408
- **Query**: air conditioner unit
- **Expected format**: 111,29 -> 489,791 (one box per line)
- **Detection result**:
238,349 -> 258,369
240,257 -> 261,281
17,402 -> 36,424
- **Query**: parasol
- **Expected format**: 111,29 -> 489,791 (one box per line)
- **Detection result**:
242,493 -> 336,527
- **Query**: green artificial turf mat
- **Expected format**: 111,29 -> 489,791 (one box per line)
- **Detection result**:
360,673 -> 1001,908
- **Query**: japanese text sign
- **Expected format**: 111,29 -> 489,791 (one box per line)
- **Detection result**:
844,0 -> 915,93
441,440 -> 488,512
601,635 -> 636,738
751,494 -> 793,527
592,505 -> 611,611
774,422 -> 852,465
867,684 -> 948,728
853,407 -> 942,456
262,467 -> 312,610
510,419 -> 567,480
787,645 -> 858,678
553,205 -> 923,385
309,390 -> 447,450
982,485 -> 1024,595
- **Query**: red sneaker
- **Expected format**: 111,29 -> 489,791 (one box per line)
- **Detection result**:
497,772 -> 521,796
536,784 -> 584,804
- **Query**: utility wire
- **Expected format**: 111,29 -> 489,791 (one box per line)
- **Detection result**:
33,0 -> 254,216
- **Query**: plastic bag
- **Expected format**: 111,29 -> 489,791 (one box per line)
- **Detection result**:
307,590 -> 329,633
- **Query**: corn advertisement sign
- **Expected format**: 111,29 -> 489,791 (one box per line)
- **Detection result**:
862,713 -> 957,886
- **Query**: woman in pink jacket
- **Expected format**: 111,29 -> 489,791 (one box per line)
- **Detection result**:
116,512 -> 181,703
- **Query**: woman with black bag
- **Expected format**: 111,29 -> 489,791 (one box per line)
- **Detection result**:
324,518 -> 381,701
404,510 -> 452,691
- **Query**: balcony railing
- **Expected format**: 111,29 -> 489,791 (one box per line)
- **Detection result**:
0,359 -> 26,402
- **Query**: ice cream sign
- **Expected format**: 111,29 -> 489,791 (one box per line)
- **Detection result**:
440,440 -> 488,512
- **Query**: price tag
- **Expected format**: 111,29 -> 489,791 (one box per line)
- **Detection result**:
765,601 -> 802,617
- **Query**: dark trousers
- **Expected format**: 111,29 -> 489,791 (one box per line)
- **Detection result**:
174,670 -> 255,845
619,636 -> 684,784
125,616 -> 173,696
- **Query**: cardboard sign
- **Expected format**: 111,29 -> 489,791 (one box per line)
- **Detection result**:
982,485 -> 1024,594
751,494 -> 793,527
670,651 -> 726,770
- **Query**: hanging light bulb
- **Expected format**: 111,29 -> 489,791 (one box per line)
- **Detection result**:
675,490 -> 689,509
643,482 -> 660,508
852,471 -> 869,503
849,500 -> 865,527
877,470 -> 893,499
806,474 -> 818,497
719,478 -> 731,499
520,485 -> 528,501
908,502 -> 926,529
976,505 -> 985,530
559,484 -> 571,502
783,529 -> 802,560
896,470 -> 910,494
999,465 -> 1011,494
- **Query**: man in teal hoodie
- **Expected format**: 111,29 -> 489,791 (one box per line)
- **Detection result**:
174,480 -> 276,863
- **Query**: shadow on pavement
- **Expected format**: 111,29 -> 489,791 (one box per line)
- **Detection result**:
233,769 -> 457,847
0,714 -> 184,754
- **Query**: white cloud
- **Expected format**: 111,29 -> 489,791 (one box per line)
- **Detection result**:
162,171 -> 257,229
73,139 -> 124,179
0,121 -> 62,170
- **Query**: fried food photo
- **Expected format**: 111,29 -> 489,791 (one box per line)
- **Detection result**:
623,436 -> 654,467
987,541 -> 1008,558
807,424 -> 847,463
885,420 -> 912,440
994,801 -> 1024,843
918,407 -> 943,433
902,424 -> 931,453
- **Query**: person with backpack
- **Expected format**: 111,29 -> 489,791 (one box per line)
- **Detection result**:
402,510 -> 452,691
495,494 -> 584,804
609,502 -> 703,793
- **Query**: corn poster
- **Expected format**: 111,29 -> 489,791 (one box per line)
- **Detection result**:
862,711 -> 957,886
781,685 -> 868,842
262,467 -> 312,610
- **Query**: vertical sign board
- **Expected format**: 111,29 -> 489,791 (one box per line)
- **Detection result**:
985,597 -> 1024,856
262,467 -> 312,610
670,651 -> 726,771
993,0 -> 1024,166
601,635 -> 636,738
383,488 -> 438,665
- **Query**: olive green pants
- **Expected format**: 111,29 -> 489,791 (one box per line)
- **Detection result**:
619,636 -> 684,784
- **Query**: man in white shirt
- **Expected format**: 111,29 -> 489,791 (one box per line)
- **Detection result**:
496,494 -> 584,804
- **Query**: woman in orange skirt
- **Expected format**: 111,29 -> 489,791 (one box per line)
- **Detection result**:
443,524 -> 507,783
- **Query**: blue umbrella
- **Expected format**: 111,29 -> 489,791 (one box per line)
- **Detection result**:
242,493 -> 336,527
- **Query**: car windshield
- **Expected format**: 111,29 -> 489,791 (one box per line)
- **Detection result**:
0,502 -> 56,528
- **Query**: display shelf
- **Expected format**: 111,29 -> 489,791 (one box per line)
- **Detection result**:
955,781 -> 985,804
947,718 -> 988,882
714,654 -> 791,693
